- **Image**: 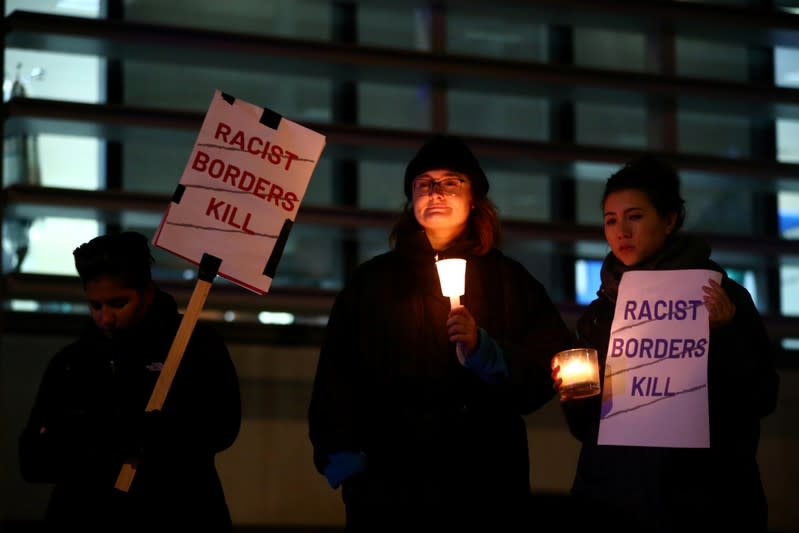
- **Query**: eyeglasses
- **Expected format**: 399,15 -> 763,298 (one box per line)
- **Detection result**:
412,177 -> 468,196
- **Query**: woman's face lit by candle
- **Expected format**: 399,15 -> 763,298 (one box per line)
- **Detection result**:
603,189 -> 678,267
413,169 -> 473,251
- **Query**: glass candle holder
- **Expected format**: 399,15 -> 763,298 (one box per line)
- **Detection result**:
554,347 -> 601,400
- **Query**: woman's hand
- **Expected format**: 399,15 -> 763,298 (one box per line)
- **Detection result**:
446,305 -> 478,356
550,358 -> 564,399
702,278 -> 735,328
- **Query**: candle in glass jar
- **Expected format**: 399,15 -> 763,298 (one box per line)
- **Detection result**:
554,348 -> 601,400
560,357 -> 594,386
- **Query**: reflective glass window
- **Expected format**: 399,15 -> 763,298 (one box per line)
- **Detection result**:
775,42 -> 799,314
574,29 -> 647,72
678,111 -> 752,158
782,264 -> 799,316
575,162 -> 617,226
3,1 -> 102,275
677,38 -> 751,82
486,169 -> 550,222
359,82 -> 430,131
776,120 -> 799,164
449,90 -> 549,142
359,4 -> 430,51
447,12 -> 547,62
123,62 -> 332,120
778,192 -> 799,239
575,101 -> 648,149
359,160 -> 407,211
680,177 -> 757,234
123,0 -> 332,40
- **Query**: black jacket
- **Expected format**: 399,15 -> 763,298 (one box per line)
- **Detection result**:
19,289 -> 241,531
308,231 -> 574,524
565,235 -> 779,532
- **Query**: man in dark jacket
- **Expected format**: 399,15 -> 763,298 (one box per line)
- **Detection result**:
19,231 -> 241,531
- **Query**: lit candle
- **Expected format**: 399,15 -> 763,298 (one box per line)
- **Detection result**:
435,258 -> 466,305
435,258 -> 467,362
560,358 -> 594,386
554,348 -> 601,400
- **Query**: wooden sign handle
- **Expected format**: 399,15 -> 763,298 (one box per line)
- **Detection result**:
114,254 -> 221,492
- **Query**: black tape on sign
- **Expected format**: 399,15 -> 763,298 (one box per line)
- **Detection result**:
263,219 -> 293,279
171,184 -> 185,204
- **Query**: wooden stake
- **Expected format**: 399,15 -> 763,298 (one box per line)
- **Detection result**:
114,253 -> 221,492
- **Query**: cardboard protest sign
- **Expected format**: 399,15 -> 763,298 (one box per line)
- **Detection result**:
598,269 -> 721,448
153,89 -> 326,294
116,91 -> 325,493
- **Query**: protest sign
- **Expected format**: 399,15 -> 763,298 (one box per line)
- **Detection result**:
598,269 -> 721,448
153,89 -> 326,294
116,91 -> 325,492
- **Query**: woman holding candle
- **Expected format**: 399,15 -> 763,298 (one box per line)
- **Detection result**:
552,154 -> 779,532
308,134 -> 574,531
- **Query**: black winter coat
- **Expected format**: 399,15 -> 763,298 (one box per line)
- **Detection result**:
19,289 -> 242,531
565,235 -> 779,533
308,232 -> 574,527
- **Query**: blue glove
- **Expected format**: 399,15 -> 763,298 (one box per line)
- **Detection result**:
462,328 -> 509,384
323,451 -> 367,489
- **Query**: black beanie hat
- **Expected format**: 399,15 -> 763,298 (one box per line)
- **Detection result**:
403,135 -> 489,199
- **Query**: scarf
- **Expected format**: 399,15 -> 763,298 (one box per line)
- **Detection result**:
599,233 -> 717,303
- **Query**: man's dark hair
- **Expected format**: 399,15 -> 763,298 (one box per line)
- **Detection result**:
73,231 -> 154,290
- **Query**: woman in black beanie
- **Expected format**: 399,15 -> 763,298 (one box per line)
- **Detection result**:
308,134 -> 575,531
